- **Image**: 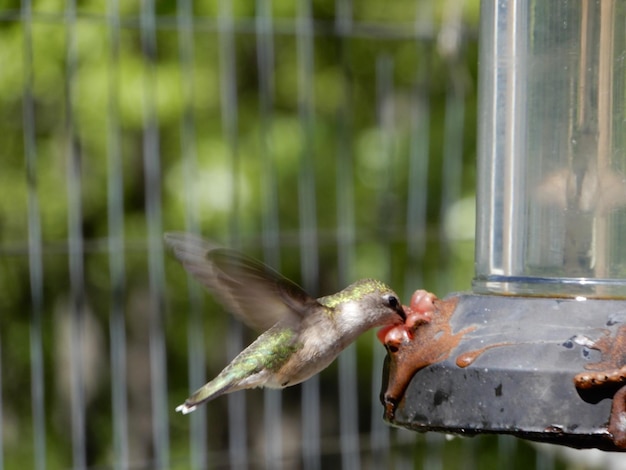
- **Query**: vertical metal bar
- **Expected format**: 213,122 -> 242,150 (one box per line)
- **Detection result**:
535,444 -> 555,470
256,0 -> 279,259
336,153 -> 360,467
177,0 -> 199,239
22,1 -> 46,469
140,1 -> 169,467
297,1 -> 321,469
334,0 -> 354,298
394,428 -> 418,470
335,1 -> 361,468
424,432 -> 445,470
217,1 -> 248,468
497,434 -> 517,469
217,0 -> 240,244
370,54 -> 395,468
460,435 -> 476,470
262,359 -> 283,469
299,350 -> 320,470
296,0 -> 318,309
404,19 -> 433,296
399,23 -> 435,468
106,0 -> 129,468
225,318 -> 247,470
177,2 -> 207,469
437,61 -> 465,293
63,1 -> 88,467
255,1 -> 285,468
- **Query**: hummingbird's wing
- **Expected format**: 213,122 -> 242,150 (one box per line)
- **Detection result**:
164,232 -> 320,331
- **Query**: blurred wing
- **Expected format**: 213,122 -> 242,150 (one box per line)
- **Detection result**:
164,232 -> 319,331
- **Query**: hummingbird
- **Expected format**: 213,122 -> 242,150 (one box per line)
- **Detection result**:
164,232 -> 407,414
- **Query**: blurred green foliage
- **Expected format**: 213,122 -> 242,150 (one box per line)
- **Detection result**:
0,1 -> 558,469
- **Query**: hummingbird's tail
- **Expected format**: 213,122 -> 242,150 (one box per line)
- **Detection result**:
175,378 -> 236,414
175,326 -> 288,414
175,353 -> 269,413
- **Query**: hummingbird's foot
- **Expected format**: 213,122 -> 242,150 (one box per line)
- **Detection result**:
176,403 -> 197,414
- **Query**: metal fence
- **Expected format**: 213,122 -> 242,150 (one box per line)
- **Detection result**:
0,0 -> 595,469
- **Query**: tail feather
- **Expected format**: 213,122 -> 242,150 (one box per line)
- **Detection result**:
176,378 -> 236,414
175,327 -> 286,414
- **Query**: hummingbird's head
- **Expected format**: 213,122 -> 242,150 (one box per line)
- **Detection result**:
322,279 -> 407,335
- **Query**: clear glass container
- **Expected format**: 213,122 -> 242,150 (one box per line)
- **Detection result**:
473,1 -> 626,298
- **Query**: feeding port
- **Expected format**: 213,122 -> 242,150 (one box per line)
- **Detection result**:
382,0 -> 626,451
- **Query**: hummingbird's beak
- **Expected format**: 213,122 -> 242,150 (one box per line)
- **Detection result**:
397,305 -> 407,322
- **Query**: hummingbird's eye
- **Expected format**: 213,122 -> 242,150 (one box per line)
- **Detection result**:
384,295 -> 400,310
384,295 -> 406,321
385,295 -> 399,309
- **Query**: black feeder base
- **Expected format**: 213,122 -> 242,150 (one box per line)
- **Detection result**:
381,293 -> 626,451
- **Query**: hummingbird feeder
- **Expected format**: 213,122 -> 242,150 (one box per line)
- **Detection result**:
382,0 -> 626,451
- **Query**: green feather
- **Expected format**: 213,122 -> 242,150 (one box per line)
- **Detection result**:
317,279 -> 392,309
183,326 -> 301,407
